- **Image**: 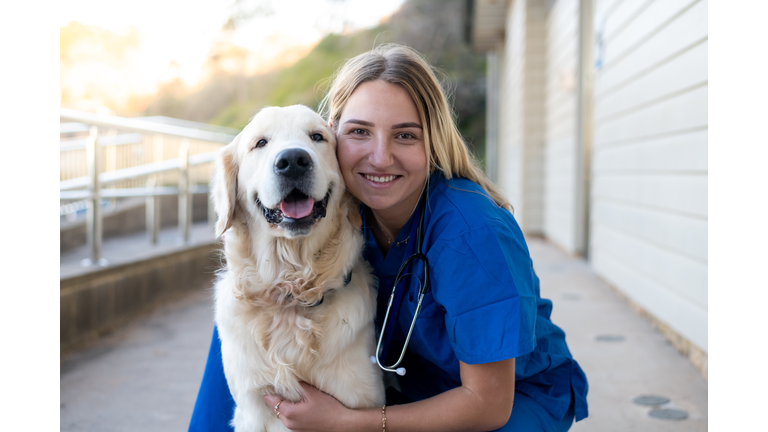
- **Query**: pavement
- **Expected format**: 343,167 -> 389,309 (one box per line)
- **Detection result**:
527,238 -> 708,431
59,236 -> 708,431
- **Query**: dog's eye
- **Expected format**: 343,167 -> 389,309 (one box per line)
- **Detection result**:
310,133 -> 324,142
253,138 -> 267,149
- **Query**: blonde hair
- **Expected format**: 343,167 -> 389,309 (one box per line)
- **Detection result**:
319,44 -> 512,212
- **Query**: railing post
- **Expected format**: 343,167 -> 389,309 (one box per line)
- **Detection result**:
105,128 -> 118,211
179,138 -> 191,244
82,125 -> 108,267
146,176 -> 160,244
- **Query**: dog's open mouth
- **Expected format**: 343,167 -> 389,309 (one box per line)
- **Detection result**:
281,189 -> 316,219
257,188 -> 331,225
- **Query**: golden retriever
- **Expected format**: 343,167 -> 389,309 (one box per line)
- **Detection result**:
212,105 -> 385,431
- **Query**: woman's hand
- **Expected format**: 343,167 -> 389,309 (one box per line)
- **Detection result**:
263,382 -> 359,432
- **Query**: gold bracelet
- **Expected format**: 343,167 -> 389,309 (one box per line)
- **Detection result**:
381,405 -> 387,432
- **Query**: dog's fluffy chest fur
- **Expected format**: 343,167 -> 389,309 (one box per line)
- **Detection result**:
216,261 -> 376,395
215,236 -> 385,427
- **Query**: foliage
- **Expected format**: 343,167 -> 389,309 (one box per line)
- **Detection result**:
144,0 -> 487,158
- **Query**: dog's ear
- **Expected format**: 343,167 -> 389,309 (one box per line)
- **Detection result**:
344,191 -> 362,230
212,140 -> 239,237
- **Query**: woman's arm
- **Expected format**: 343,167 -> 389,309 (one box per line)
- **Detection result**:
264,358 -> 516,432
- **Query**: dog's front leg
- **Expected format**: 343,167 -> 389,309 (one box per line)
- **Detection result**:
232,390 -> 289,432
272,365 -> 305,403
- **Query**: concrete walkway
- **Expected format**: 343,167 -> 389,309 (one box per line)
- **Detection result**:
527,238 -> 707,431
59,237 -> 707,431
60,289 -> 215,432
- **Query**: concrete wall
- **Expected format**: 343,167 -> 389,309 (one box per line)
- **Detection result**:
498,0 -> 548,235
590,0 -> 708,353
60,242 -> 219,353
544,0 -> 581,253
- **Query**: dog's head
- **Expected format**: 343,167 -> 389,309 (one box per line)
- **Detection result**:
213,105 -> 349,239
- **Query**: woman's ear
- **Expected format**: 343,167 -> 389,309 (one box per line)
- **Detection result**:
212,139 -> 239,237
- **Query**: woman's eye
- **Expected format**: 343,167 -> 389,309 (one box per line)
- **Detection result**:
310,133 -> 324,142
351,128 -> 366,135
397,133 -> 415,140
254,138 -> 267,149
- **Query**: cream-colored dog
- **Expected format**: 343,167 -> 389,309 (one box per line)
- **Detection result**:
212,105 -> 385,431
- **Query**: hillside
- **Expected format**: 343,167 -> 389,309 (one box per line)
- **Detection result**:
145,0 -> 487,160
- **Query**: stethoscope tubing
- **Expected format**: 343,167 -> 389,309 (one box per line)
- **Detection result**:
375,285 -> 425,375
374,185 -> 430,376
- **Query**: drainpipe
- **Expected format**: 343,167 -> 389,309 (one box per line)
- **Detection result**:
486,49 -> 500,183
575,0 -> 594,258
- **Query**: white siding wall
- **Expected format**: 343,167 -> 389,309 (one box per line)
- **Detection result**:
590,0 -> 708,352
544,0 -> 580,253
497,0 -> 525,220
498,0 -> 547,234
523,1 -> 548,234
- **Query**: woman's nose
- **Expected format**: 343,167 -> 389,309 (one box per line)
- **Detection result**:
369,135 -> 393,167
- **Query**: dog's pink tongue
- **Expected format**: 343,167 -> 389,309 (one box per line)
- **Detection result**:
280,198 -> 315,219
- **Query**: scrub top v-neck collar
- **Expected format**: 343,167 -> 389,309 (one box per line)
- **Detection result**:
363,205 -> 416,261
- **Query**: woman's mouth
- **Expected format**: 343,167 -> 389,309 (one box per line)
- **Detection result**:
363,174 -> 399,183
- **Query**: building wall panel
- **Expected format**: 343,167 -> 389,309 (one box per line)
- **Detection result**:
595,39 -> 707,121
522,0 -> 549,234
591,247 -> 708,351
592,173 -> 707,217
592,224 -> 707,309
595,0 -> 707,95
593,129 -> 707,171
498,0 -> 548,235
592,200 -> 707,262
602,0 -> 652,40
604,0 -> 699,63
594,84 -> 707,146
498,0 -> 525,221
591,0 -> 708,352
594,0 -> 624,21
544,0 -> 580,253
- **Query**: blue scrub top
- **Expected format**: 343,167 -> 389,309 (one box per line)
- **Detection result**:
188,171 -> 588,431
365,171 -> 588,427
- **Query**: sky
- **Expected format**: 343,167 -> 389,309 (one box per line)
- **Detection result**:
60,0 -> 406,86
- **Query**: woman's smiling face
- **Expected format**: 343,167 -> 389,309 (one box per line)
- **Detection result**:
336,80 -> 428,222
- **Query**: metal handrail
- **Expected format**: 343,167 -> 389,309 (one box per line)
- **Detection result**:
60,108 -> 236,143
60,185 -> 210,200
60,108 -> 235,267
60,133 -> 143,151
59,151 -> 218,191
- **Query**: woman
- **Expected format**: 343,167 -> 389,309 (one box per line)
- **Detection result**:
190,44 -> 588,432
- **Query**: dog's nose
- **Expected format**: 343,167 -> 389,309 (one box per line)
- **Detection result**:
274,148 -> 313,179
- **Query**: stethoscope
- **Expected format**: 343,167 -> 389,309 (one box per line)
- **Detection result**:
370,184 -> 430,376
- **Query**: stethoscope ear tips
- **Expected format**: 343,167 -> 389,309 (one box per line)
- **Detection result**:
370,356 -> 377,364
396,368 -> 406,376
